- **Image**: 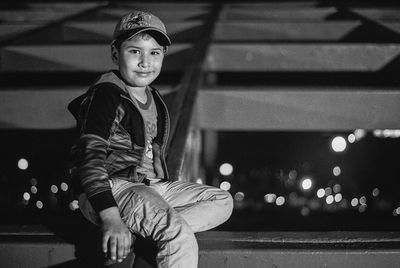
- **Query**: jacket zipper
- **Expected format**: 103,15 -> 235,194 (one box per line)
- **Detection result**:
153,88 -> 170,180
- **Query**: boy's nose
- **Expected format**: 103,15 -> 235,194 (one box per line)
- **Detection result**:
139,54 -> 150,68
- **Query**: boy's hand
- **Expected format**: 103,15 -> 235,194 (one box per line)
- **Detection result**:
99,207 -> 132,263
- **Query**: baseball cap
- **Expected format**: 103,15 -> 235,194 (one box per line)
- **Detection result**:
112,10 -> 171,46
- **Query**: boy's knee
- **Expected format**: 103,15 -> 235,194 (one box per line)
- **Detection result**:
220,190 -> 234,219
160,210 -> 198,249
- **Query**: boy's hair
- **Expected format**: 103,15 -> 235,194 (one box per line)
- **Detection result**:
112,32 -> 168,53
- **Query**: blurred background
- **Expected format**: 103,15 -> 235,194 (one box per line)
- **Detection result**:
1,0 -> 400,233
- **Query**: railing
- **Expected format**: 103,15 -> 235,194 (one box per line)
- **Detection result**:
165,4 -> 221,182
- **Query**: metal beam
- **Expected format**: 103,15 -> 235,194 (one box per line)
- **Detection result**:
0,44 -> 193,72
0,86 -> 174,129
61,21 -> 205,43
197,87 -> 400,131
214,21 -> 363,41
206,44 -> 400,71
220,7 -> 338,21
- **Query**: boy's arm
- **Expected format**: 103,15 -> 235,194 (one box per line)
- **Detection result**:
74,84 -> 121,211
73,84 -> 132,260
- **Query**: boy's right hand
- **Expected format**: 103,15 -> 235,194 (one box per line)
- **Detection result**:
99,207 -> 132,263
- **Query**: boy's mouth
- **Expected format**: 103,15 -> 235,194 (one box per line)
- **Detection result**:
136,71 -> 152,77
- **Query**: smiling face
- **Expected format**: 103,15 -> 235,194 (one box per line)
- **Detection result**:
112,33 -> 165,89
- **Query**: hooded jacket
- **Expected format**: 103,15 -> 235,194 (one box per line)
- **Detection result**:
68,70 -> 170,213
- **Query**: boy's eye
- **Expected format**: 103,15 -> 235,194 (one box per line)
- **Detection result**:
151,51 -> 162,56
128,49 -> 140,54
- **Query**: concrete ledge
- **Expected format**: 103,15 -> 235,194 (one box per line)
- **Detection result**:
1,225 -> 400,268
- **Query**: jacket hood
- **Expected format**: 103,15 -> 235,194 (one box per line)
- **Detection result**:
68,70 -> 128,119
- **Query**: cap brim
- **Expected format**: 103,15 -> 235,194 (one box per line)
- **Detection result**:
117,27 -> 171,46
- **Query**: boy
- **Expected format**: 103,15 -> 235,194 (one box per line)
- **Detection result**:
68,10 -> 233,267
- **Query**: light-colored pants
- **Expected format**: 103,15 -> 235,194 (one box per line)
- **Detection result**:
79,178 -> 233,268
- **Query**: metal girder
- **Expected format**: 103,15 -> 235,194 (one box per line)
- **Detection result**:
352,8 -> 400,21
0,86 -> 174,129
214,21 -> 363,41
84,7 -> 211,22
0,44 -> 193,72
0,3 -> 98,23
206,44 -> 400,71
0,24 -> 42,42
220,7 -> 338,21
61,21 -> 205,43
196,88 -> 400,131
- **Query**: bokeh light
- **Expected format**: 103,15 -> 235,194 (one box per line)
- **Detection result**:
234,192 -> 245,201
372,188 -> 380,197
264,193 -> 277,203
331,136 -> 347,152
69,200 -> 79,211
23,192 -> 30,201
17,158 -> 29,170
276,196 -> 285,206
50,185 -> 58,194
317,188 -> 325,198
396,207 -> 400,215
326,195 -> 334,204
324,187 -> 332,196
36,200 -> 43,209
348,133 -> 356,143
301,177 -> 313,191
334,193 -> 343,202
220,181 -> 231,191
219,163 -> 233,176
360,196 -> 367,205
351,198 -> 359,207
333,166 -> 341,177
60,182 -> 69,191
354,129 -> 366,141
333,184 -> 341,193
30,186 -> 38,194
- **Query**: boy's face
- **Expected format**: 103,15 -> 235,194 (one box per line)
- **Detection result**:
113,34 -> 164,88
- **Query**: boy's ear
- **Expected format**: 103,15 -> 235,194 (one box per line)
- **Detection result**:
111,45 -> 119,65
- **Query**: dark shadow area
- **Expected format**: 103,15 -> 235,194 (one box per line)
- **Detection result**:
45,219 -> 157,268
76,11 -> 209,23
381,54 -> 400,74
162,46 -> 196,72
325,8 -> 361,21
168,25 -> 205,43
317,0 -> 400,8
340,21 -> 400,42
207,71 -> 400,87
0,1 -> 29,10
213,131 -> 400,232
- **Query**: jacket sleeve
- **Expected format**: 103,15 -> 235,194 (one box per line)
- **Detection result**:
73,83 -> 121,213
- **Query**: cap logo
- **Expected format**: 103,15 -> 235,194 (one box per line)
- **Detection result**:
121,12 -> 152,31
